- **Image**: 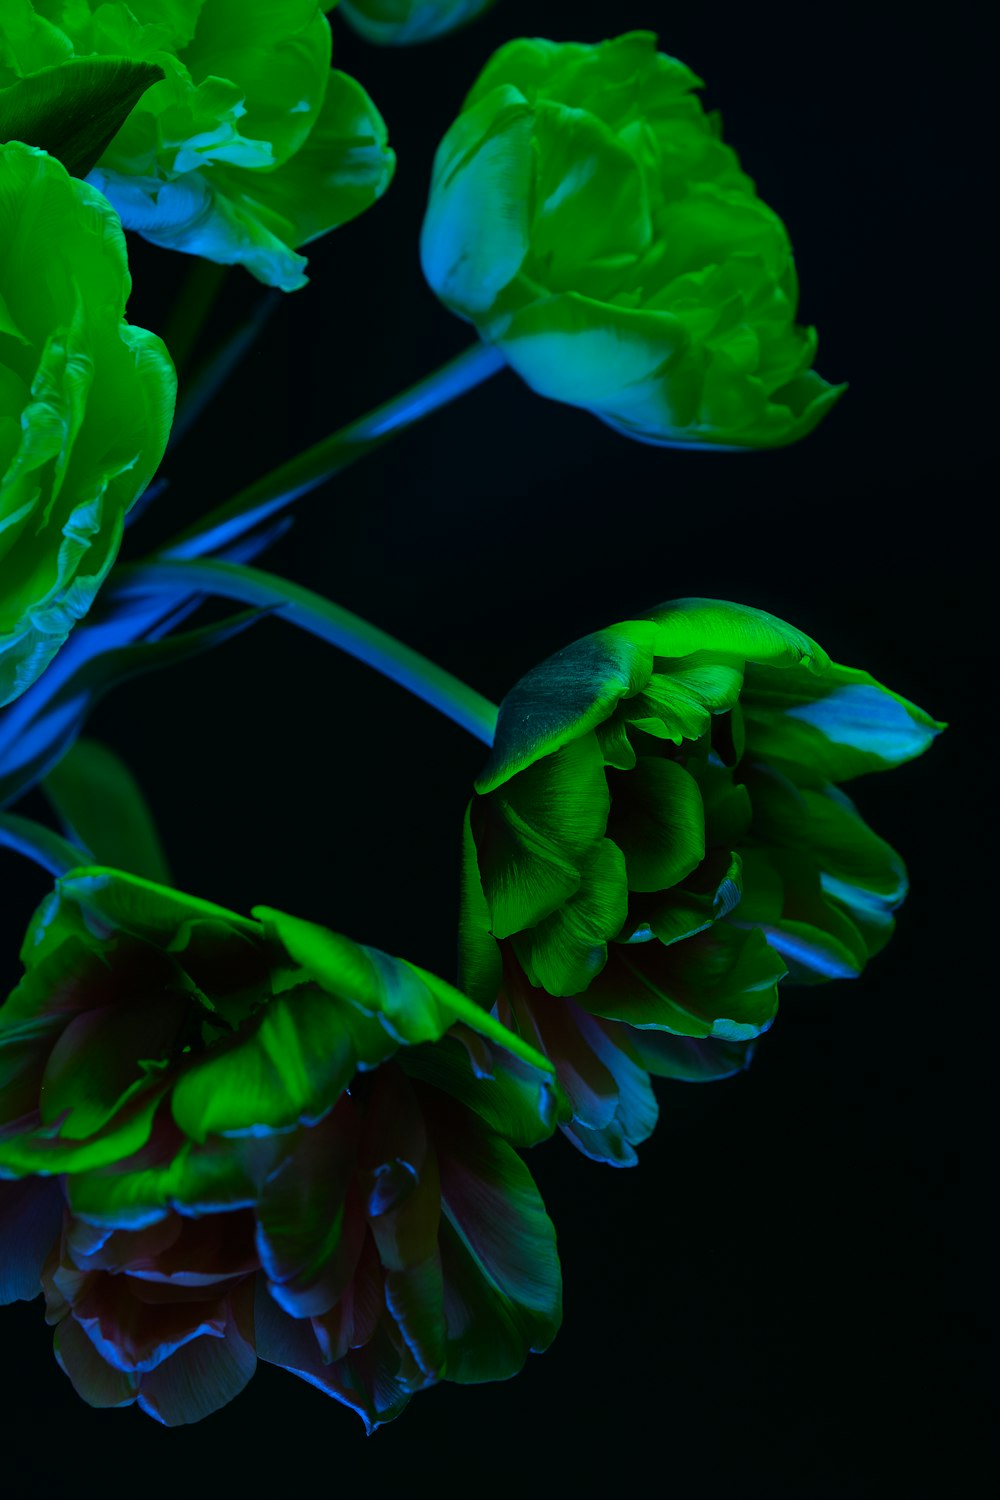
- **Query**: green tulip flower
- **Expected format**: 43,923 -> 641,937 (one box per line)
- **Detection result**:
0,867 -> 563,1425
422,31 -> 844,449
341,0 -> 496,46
0,142 -> 175,709
0,1 -> 395,291
460,599 -> 943,1164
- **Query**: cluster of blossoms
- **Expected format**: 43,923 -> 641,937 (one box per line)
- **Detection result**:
0,869 -> 562,1426
0,0 -> 942,1434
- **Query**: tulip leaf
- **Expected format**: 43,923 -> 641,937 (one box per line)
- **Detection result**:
0,57 -> 164,178
42,738 -> 172,885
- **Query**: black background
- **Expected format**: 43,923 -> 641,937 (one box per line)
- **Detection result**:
0,2 -> 985,1494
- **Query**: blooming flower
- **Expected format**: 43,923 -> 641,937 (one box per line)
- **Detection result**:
341,0 -> 496,46
0,869 -> 562,1425
0,1 -> 395,290
460,599 -> 943,1164
422,31 -> 843,449
0,142 -> 175,709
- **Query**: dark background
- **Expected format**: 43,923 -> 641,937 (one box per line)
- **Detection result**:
1,2 -> 985,1494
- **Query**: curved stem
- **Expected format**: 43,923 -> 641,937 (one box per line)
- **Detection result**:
159,341 -> 507,561
0,811 -> 88,877
111,558 -> 500,747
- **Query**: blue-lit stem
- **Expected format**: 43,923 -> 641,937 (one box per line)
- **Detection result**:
111,558 -> 500,746
0,811 -> 87,877
159,341 -> 507,561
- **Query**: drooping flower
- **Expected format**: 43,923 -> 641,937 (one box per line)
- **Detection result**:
0,869 -> 562,1426
422,31 -> 843,449
341,0 -> 496,46
0,141 -> 175,709
460,599 -> 943,1165
0,1 -> 395,290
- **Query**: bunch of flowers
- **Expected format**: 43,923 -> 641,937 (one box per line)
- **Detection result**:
0,0 -> 941,1431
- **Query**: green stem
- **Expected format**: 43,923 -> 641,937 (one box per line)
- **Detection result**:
111,558 -> 500,747
160,259 -> 229,378
158,341 -> 507,561
0,811 -> 88,877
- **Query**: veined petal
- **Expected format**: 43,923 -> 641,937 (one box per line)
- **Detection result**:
473,732 -> 610,938
742,659 -> 944,784
607,757 -> 705,893
478,621 -> 658,792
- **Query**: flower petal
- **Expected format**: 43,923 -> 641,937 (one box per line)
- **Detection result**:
607,757 -> 705,894
742,659 -> 943,784
477,621 -> 658,792
474,732 -> 610,938
0,1176 -> 63,1303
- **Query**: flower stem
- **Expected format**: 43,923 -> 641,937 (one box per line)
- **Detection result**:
160,259 -> 229,379
156,341 -> 507,561
0,811 -> 87,877
111,558 -> 501,746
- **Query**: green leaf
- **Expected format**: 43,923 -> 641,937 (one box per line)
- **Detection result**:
0,57 -> 164,177
43,738 -> 172,883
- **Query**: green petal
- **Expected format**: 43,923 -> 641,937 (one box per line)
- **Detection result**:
457,803 -> 503,1009
584,924 -> 785,1040
647,848 -> 742,945
499,290 -> 689,410
529,99 -> 651,298
478,621 -> 657,792
207,69 -> 395,257
741,659 -> 944,785
0,1082 -> 166,1177
748,770 -> 908,905
256,906 -> 553,1072
621,659 -> 743,744
473,732 -> 610,937
53,866 -> 259,943
421,83 -> 534,317
429,1096 -> 561,1382
170,981 -> 376,1142
626,1030 -> 753,1081
0,56 -> 163,177
401,1034 -> 564,1149
606,757 -> 705,893
42,738 -> 172,884
644,598 -> 828,670
519,838 -> 629,996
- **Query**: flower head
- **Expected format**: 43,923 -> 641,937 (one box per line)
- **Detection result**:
342,0 -> 496,46
0,142 -> 175,708
422,32 -> 843,449
0,869 -> 562,1425
460,599 -> 943,1164
1,1 -> 395,290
